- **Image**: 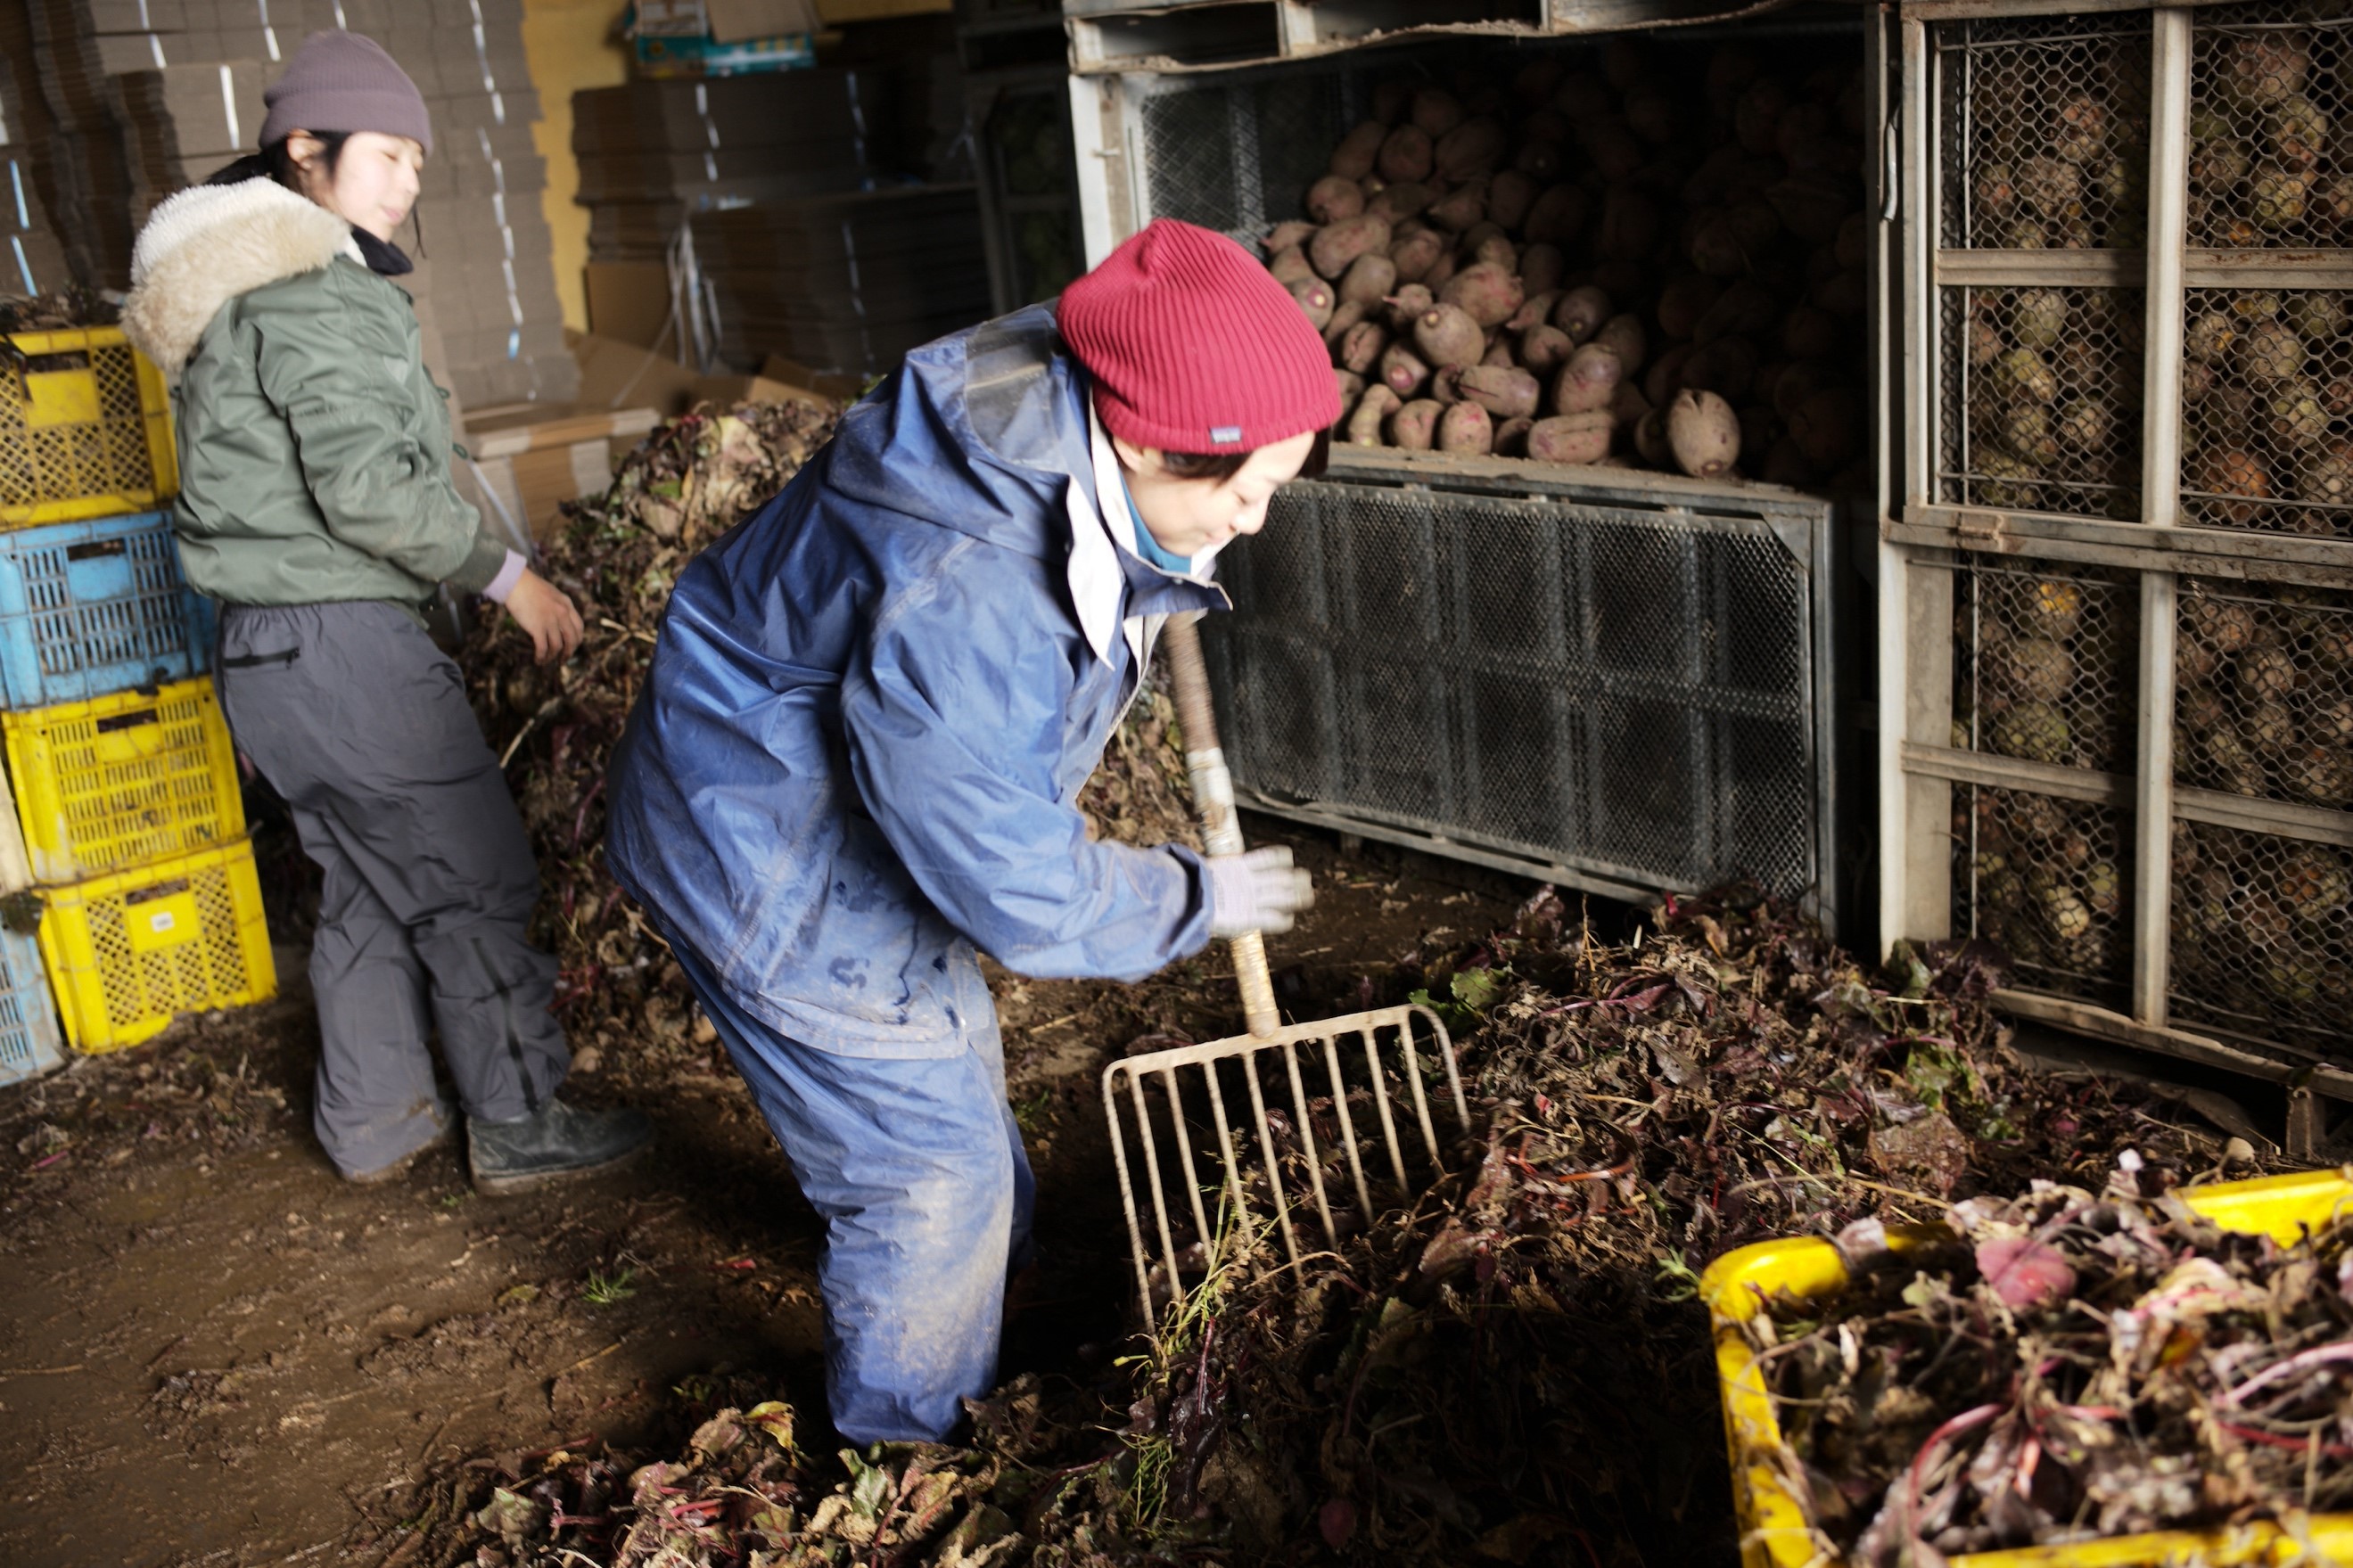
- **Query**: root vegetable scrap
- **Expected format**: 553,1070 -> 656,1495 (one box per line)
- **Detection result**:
1258,52 -> 1867,488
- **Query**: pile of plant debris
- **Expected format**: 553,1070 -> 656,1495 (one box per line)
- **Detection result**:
0,288 -> 116,334
1752,1172 -> 2351,1563
404,890 -> 2258,1568
460,396 -> 1199,1074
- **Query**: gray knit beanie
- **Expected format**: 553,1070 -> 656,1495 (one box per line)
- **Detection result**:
258,31 -> 432,155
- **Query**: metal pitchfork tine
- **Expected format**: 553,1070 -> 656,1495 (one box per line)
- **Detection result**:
1102,612 -> 1471,1335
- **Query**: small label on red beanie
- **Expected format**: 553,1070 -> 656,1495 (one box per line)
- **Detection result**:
1210,425 -> 1242,446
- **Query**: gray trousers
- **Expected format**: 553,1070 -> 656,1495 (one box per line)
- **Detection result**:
217,601 -> 569,1177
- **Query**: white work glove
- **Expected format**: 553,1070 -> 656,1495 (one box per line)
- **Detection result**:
1207,846 -> 1314,937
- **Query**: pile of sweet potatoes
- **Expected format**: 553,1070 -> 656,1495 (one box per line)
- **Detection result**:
1273,38 -> 1871,489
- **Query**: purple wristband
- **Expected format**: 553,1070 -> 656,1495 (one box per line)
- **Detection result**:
482,548 -> 527,603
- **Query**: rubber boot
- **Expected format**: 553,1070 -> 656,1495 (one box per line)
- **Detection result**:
467,1099 -> 653,1194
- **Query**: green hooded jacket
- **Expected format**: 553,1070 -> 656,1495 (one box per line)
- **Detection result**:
120,177 -> 508,611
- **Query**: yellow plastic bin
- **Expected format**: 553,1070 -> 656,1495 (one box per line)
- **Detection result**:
4,677 -> 245,883
37,836 -> 276,1054
0,328 -> 178,526
1701,1168 -> 2353,1568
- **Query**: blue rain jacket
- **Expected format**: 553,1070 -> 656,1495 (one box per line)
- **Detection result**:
605,305 -> 1226,1057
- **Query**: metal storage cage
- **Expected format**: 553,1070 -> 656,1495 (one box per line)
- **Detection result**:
1062,7 -> 1879,931
1880,0 -> 2353,1153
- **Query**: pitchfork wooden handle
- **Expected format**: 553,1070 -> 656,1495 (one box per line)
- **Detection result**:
1160,612 -> 1282,1039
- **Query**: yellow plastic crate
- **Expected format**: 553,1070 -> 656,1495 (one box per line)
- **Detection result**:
37,837 -> 276,1054
4,677 -> 245,883
0,327 -> 178,527
1702,1169 -> 2353,1568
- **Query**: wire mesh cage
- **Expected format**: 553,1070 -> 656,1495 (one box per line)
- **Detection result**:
1951,781 -> 2133,1011
1951,562 -> 2141,774
1128,62 -> 1353,246
2187,3 -> 2353,250
2179,284 -> 2353,536
1938,285 -> 2146,518
1203,473 -> 1830,909
2176,577 -> 2353,809
2171,817 -> 2353,1056
1937,12 -> 2154,251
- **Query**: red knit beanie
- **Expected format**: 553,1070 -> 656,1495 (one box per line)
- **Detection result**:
1058,218 -> 1338,455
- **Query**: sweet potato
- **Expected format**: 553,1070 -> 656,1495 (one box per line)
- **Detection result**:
1762,438 -> 1819,488
1493,415 -> 1535,457
1789,386 -> 1863,471
1694,276 -> 1777,343
1435,117 -> 1510,181
1266,219 -> 1317,254
1378,341 -> 1432,399
1440,262 -> 1526,329
1378,125 -> 1434,185
1425,250 -> 1459,291
1346,385 -> 1401,445
1609,379 -> 1653,437
1320,300 -> 1368,350
1515,139 -> 1567,182
1835,210 -> 1869,271
1428,365 -> 1469,406
1334,368 -> 1366,411
1624,79 -> 1678,144
1634,407 -> 1675,467
1369,181 -> 1436,223
1599,186 -> 1660,261
1339,252 -> 1398,307
1666,390 -> 1740,478
1460,365 -> 1542,420
1681,336 -> 1757,401
1812,267 -> 1866,318
1486,169 -> 1540,232
1311,215 -> 1393,283
1307,176 -> 1365,225
1767,172 -> 1850,243
1644,343 -> 1695,407
1388,398 -> 1442,450
1552,284 -> 1612,344
1739,405 -> 1779,468
1329,120 -> 1387,181
1414,302 -> 1485,367
1427,182 -> 1485,232
1288,277 -> 1337,330
1460,219 -> 1507,253
1685,209 -> 1744,276
1412,86 -> 1466,138
1771,359 -> 1834,423
1481,337 -> 1518,370
1270,246 -> 1318,285
1387,227 -> 1446,283
1526,411 -> 1614,466
1594,314 -> 1648,374
1518,243 -> 1564,300
1473,234 -> 1519,273
1509,291 -> 1560,332
1372,80 -> 1413,125
1518,323 -> 1575,375
1515,56 -> 1566,107
1782,304 -> 1842,361
1438,401 -> 1494,454
1657,275 -> 1724,341
1552,343 -> 1623,415
1581,119 -> 1646,182
1729,198 -> 1781,252
1523,185 -> 1592,247
1337,319 -> 1391,376
1552,69 -> 1614,124
1383,284 -> 1435,331
1735,78 -> 1788,156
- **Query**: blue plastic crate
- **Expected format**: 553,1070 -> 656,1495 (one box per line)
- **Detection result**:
0,512 -> 215,709
0,924 -> 64,1086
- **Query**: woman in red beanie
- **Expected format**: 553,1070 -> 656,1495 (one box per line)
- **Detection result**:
605,218 -> 1335,1443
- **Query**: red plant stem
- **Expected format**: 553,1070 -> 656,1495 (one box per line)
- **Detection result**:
2219,1421 -> 2353,1458
1905,1403 -> 2003,1535
2224,1342 -> 2353,1407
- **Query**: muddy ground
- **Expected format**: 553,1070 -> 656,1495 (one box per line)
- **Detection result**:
0,820 -> 1530,1568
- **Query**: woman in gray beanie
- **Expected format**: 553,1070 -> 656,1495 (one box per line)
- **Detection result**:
120,30 -> 651,1192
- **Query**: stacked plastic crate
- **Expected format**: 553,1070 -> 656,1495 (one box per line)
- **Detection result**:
0,324 -> 274,1082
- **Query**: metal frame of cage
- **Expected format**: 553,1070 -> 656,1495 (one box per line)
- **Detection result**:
1061,16 -> 1871,930
1880,0 -> 2353,1154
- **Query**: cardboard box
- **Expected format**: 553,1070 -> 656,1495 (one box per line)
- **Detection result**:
814,0 -> 950,19
584,259 -> 672,350
458,401 -> 663,545
634,0 -> 821,42
570,330 -> 835,419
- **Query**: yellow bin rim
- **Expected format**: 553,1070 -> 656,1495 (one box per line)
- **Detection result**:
1699,1168 -> 2353,1568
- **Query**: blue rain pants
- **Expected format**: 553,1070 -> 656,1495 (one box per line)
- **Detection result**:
673,947 -> 1035,1445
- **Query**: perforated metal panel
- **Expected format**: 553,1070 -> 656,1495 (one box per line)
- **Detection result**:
1131,65 -> 1349,244
1203,472 -> 1831,912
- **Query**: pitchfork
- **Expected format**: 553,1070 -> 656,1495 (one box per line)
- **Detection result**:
1102,612 -> 1470,1334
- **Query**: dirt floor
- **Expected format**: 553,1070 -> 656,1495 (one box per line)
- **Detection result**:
0,820 -> 1528,1568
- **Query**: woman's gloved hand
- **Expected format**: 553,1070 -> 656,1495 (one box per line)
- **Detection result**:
504,567 -> 585,664
1207,846 -> 1314,937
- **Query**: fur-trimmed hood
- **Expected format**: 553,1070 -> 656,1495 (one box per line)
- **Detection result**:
121,179 -> 363,381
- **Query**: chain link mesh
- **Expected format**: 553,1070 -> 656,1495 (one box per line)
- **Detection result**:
1953,782 -> 2132,1009
2189,4 -> 2353,250
1940,285 -> 2144,518
1205,482 -> 1818,899
2174,576 -> 2353,808
2170,817 -> 2352,1053
1952,562 -> 2142,775
2179,284 -> 2353,536
1939,14 -> 2152,250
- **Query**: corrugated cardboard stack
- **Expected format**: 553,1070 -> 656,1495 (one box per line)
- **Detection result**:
0,1 -> 575,408
0,16 -> 74,295
685,185 -> 986,376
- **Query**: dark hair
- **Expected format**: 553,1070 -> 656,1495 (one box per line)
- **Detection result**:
1161,428 -> 1330,483
204,130 -> 352,191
